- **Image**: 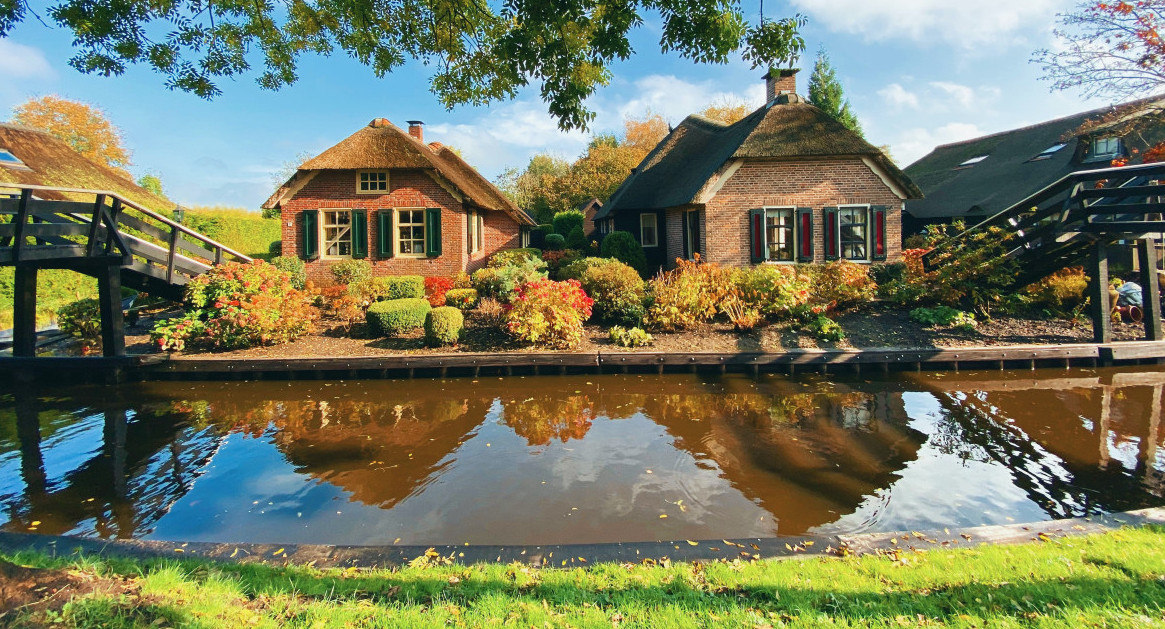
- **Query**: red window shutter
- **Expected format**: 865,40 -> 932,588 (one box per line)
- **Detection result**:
824,206 -> 839,261
872,206 -> 887,261
796,207 -> 813,262
749,208 -> 766,263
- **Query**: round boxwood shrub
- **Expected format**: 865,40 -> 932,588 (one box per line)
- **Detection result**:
331,259 -> 373,286
425,306 -> 464,347
366,298 -> 431,336
566,225 -> 587,250
553,210 -> 585,236
445,288 -> 479,310
269,255 -> 306,290
600,230 -> 646,274
544,233 -> 566,251
382,275 -> 425,300
578,258 -> 646,326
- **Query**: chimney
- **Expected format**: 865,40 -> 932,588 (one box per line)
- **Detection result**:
407,120 -> 424,142
763,68 -> 799,102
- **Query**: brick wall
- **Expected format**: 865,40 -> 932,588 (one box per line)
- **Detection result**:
703,158 -> 904,267
280,169 -> 520,284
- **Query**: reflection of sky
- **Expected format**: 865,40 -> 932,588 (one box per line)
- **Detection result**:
814,392 -> 1049,535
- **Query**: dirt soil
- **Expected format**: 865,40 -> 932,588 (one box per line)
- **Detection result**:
124,301 -> 1156,360
0,559 -> 136,627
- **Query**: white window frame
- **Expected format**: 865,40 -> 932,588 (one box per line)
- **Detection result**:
837,204 -> 871,262
394,207 -> 427,258
763,206 -> 797,263
357,170 -> 389,194
467,210 -> 485,254
1088,136 -> 1123,161
321,209 -> 353,259
640,213 -> 658,248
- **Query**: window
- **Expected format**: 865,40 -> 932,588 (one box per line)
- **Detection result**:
1030,143 -> 1068,161
1089,136 -> 1123,160
684,210 -> 700,259
396,208 -> 426,256
358,170 -> 388,193
467,210 -> 484,254
0,149 -> 28,170
838,206 -> 869,261
322,209 -> 352,258
764,207 -> 796,262
957,155 -> 988,167
640,213 -> 658,247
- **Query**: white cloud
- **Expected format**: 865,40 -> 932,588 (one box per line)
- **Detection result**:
606,75 -> 764,126
0,40 -> 55,81
929,82 -> 975,109
892,122 -> 983,167
789,0 -> 1072,48
878,83 -> 920,110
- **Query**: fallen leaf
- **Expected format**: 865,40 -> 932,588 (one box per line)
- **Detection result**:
686,540 -> 699,546
659,514 -> 668,519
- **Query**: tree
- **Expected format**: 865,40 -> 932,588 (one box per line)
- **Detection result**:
11,95 -> 132,177
807,48 -> 864,138
700,98 -> 754,124
137,173 -> 167,198
1035,1 -> 1165,101
623,112 -> 669,153
0,1 -> 806,131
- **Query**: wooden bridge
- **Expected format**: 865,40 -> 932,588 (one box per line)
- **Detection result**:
0,184 -> 251,358
923,162 -> 1164,343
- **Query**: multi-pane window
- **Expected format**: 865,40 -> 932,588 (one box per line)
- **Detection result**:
838,206 -> 869,261
397,208 -> 426,256
467,211 -> 484,253
358,170 -> 388,193
323,210 -> 352,257
765,207 -> 796,262
1090,136 -> 1122,159
640,213 -> 658,247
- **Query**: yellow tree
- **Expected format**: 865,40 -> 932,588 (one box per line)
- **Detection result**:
11,95 -> 133,178
701,98 -> 753,125
623,112 -> 669,155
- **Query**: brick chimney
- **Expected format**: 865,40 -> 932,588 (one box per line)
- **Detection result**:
764,68 -> 799,102
407,120 -> 424,142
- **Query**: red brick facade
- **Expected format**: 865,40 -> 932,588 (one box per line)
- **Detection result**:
280,169 -> 521,284
701,158 -> 904,267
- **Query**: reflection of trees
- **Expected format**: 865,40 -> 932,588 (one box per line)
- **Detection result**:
502,395 -> 593,446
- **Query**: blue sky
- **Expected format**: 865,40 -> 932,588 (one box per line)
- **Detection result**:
0,0 -> 1109,209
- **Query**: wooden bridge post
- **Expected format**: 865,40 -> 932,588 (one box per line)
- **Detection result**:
97,265 -> 126,357
1138,237 -> 1163,341
15,390 -> 46,497
1088,240 -> 1113,344
12,265 -> 38,358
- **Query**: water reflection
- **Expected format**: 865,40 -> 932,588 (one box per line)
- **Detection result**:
0,368 -> 1162,545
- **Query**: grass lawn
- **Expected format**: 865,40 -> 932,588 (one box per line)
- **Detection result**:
2,527 -> 1164,627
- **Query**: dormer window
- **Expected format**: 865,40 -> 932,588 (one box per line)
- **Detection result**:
1088,136 -> 1123,161
0,148 -> 29,170
1030,143 -> 1067,161
957,155 -> 988,167
358,170 -> 388,193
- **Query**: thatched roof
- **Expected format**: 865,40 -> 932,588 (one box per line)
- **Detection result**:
602,97 -> 920,215
264,119 -> 531,224
903,96 -> 1165,221
0,123 -> 173,213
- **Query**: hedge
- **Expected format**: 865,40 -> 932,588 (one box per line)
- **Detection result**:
366,298 -> 431,336
425,306 -> 464,346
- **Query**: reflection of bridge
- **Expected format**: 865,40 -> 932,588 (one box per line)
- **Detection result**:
0,184 -> 250,357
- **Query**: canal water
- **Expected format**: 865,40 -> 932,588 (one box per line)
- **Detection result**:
1,368 -> 1162,545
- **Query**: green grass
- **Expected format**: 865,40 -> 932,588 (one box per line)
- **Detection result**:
4,527 -> 1165,627
0,268 -> 97,329
181,206 -> 281,260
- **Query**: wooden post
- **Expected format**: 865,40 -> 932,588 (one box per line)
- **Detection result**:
1089,240 -> 1113,343
104,409 -> 129,499
15,391 -> 46,497
97,265 -> 126,357
13,265 -> 37,358
1138,238 -> 1163,341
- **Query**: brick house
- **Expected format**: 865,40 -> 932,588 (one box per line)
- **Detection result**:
597,70 -> 922,272
263,118 -> 534,284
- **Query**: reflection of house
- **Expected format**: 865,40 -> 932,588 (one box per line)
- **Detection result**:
599,70 -> 921,272
263,119 -> 535,284
903,98 -> 1165,238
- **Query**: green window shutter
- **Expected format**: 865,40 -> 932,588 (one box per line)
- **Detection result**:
351,209 -> 368,259
301,209 -> 319,260
824,206 -> 839,261
871,206 -> 888,261
377,210 -> 394,258
425,207 -> 442,257
796,207 -> 814,262
748,208 -> 766,263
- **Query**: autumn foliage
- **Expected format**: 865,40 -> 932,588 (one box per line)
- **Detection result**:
12,95 -> 133,178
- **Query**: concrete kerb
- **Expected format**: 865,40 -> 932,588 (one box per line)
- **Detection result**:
1,508 -> 1162,571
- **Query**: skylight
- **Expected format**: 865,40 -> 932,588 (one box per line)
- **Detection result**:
1031,143 -> 1068,161
958,155 -> 988,167
0,149 -> 27,169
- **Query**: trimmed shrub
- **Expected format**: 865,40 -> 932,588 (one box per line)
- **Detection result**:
566,225 -> 587,250
544,233 -> 566,251
181,206 -> 281,259
270,255 -> 306,290
424,276 -> 455,307
808,260 -> 877,308
382,275 -> 425,300
444,288 -> 479,310
552,210 -> 585,236
57,298 -> 102,349
506,279 -> 594,349
425,306 -> 464,347
733,265 -> 811,320
471,258 -> 547,302
331,259 -> 372,286
609,325 -> 653,348
600,231 -> 646,274
366,298 -> 431,336
268,240 -> 283,257
151,260 -> 315,351
576,257 -> 645,326
488,248 -> 542,268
